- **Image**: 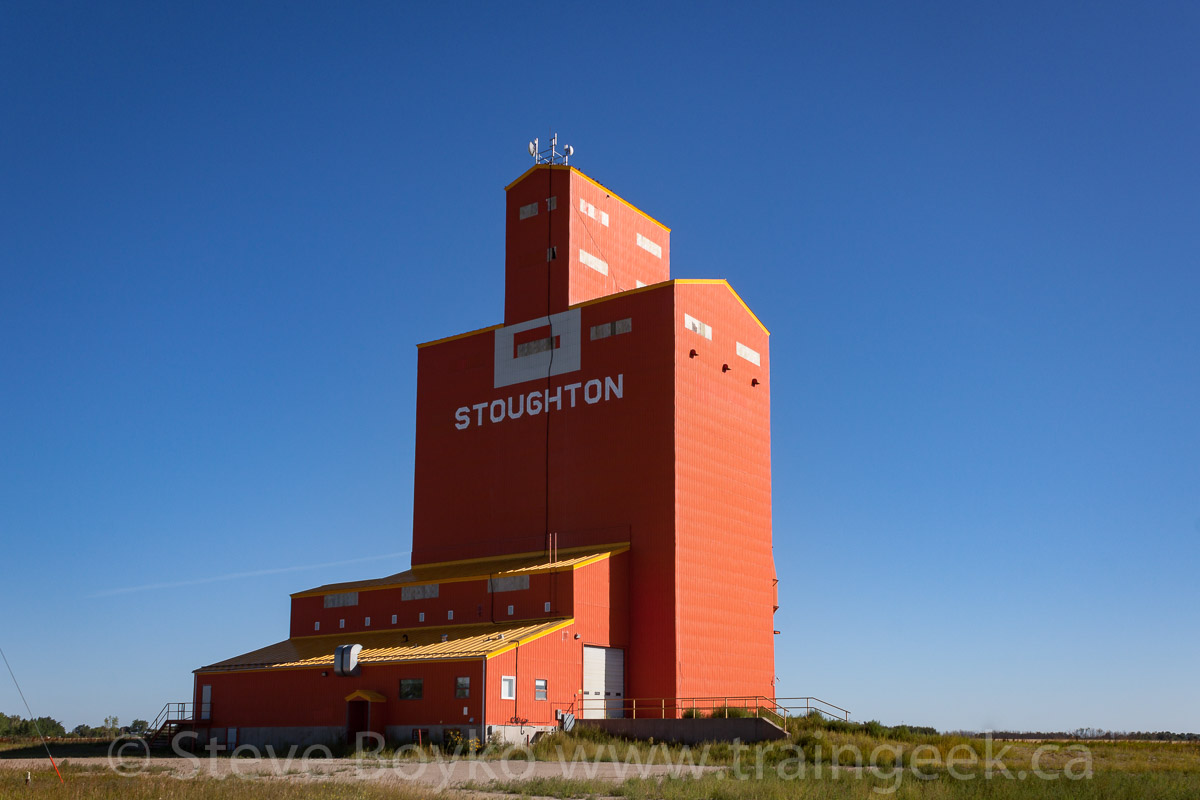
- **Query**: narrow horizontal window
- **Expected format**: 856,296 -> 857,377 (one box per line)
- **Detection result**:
488,575 -> 530,593
636,232 -> 662,258
736,342 -> 761,366
684,314 -> 712,340
519,202 -> 538,220
324,592 -> 358,608
402,584 -> 439,601
578,249 -> 608,275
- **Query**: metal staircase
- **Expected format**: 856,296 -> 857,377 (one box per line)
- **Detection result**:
146,702 -> 194,749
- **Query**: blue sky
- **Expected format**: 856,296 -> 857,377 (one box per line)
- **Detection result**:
1,1 -> 1197,733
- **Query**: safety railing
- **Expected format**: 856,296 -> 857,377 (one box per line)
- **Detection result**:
567,695 -> 851,725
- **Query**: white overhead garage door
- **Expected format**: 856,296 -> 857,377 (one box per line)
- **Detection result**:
582,645 -> 625,719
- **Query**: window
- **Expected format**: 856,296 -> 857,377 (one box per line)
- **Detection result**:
488,575 -> 530,593
402,584 -> 439,601
399,679 -> 423,700
507,604 -> 514,615
419,612 -> 425,622
339,619 -> 345,629
684,313 -> 712,340
391,614 -> 398,624
324,592 -> 358,608
455,677 -> 470,698
736,341 -> 761,366
501,676 -> 516,700
313,621 -> 320,631
535,679 -> 548,701
636,232 -> 663,258
447,610 -> 454,621
364,617 -> 371,627
544,601 -> 551,612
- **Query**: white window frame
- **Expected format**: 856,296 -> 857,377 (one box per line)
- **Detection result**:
501,676 -> 516,700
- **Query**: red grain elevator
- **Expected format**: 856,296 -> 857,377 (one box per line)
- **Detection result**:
190,150 -> 776,747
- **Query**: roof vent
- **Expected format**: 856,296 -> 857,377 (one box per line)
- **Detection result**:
440,634 -> 449,643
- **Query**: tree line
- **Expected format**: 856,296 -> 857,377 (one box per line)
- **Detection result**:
0,712 -> 151,739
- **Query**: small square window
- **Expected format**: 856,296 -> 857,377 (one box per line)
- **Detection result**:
339,619 -> 345,629
447,610 -> 454,621
364,616 -> 371,626
455,677 -> 470,698
507,604 -> 514,615
391,614 -> 398,624
419,612 -> 425,622
535,679 -> 548,701
544,601 -> 551,612
314,621 -> 320,631
400,679 -> 423,700
501,676 -> 516,700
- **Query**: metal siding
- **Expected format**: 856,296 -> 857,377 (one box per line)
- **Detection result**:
193,660 -> 483,731
673,282 -> 775,700
566,169 -> 670,309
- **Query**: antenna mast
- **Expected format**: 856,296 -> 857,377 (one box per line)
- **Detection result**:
527,132 -> 574,165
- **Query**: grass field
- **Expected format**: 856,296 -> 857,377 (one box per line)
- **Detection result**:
2,714 -> 1197,799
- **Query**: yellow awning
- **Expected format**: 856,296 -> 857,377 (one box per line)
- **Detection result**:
345,689 -> 387,703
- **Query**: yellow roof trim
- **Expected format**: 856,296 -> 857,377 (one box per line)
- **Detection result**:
345,689 -> 387,703
416,322 -> 504,350
675,279 -> 770,336
504,165 -> 670,232
193,656 -> 484,677
416,541 -> 624,570
485,618 -> 575,659
291,542 -> 630,598
568,279 -> 769,336
197,618 -> 571,673
568,280 -> 673,311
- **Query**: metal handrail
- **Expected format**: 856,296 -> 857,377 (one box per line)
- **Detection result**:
568,694 -> 852,723
149,702 -> 194,738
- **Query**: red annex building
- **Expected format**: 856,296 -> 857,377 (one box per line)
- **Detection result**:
191,154 -> 776,748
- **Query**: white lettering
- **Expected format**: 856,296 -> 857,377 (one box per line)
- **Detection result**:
564,382 -> 582,407
584,379 -> 602,404
453,374 -> 623,430
506,394 -> 524,420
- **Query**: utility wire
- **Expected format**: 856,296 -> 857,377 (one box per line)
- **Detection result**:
0,645 -> 64,784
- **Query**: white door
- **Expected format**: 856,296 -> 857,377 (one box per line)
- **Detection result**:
582,646 -> 625,719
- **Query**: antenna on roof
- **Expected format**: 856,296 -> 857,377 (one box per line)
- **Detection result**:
528,133 -> 573,165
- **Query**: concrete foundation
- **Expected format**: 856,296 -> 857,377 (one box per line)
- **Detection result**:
575,717 -> 788,744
